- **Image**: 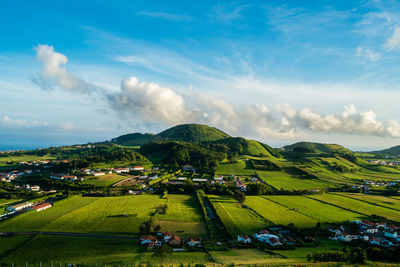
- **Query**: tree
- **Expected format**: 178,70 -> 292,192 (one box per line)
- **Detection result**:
153,224 -> 161,232
233,190 -> 245,203
153,244 -> 172,266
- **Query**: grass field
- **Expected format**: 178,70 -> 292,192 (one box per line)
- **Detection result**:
256,170 -> 332,190
155,194 -> 207,237
208,195 -> 269,236
0,196 -> 97,232
0,154 -> 54,167
210,248 -> 295,265
263,195 -> 363,224
217,159 -> 256,176
335,193 -> 400,211
274,238 -> 345,261
245,196 -> 318,228
81,173 -> 128,187
309,193 -> 400,222
0,194 -> 206,237
0,235 -> 144,265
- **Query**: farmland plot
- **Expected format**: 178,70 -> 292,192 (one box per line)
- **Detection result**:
309,193 -> 400,222
208,195 -> 268,236
245,196 -> 318,228
263,196 -> 362,223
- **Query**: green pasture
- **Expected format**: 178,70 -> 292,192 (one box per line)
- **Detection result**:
309,193 -> 400,222
245,196 -> 318,228
208,195 -> 269,236
263,195 -> 363,223
81,173 -> 128,187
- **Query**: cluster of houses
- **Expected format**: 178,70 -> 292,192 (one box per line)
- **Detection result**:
237,227 -> 302,246
50,174 -> 83,182
364,180 -> 399,187
234,176 -> 247,192
80,166 -> 145,177
367,159 -> 400,166
329,220 -> 400,247
140,232 -> 202,250
0,169 -> 33,182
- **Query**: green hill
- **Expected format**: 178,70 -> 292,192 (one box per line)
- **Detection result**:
373,145 -> 400,156
156,124 -> 230,143
111,133 -> 156,146
213,137 -> 278,157
113,124 -> 231,146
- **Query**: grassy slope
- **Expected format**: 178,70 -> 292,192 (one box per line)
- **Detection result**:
154,194 -> 207,237
81,173 -> 128,187
0,196 -> 96,232
217,158 -> 257,176
0,195 -> 206,237
263,196 -> 363,223
309,193 -> 400,222
245,196 -> 318,228
335,193 -> 400,211
208,195 -> 268,236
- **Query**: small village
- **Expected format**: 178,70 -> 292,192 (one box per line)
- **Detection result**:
329,220 -> 400,247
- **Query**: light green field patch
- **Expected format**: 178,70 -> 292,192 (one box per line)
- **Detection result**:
43,195 -> 165,235
274,239 -> 345,260
245,196 -> 318,228
309,193 -> 400,222
0,235 -> 143,265
264,195 -> 362,223
256,170 -> 331,190
81,173 -> 128,187
210,248 -> 295,265
217,159 -> 256,176
0,196 -> 97,232
336,193 -> 400,211
208,195 -> 268,236
156,194 -> 203,222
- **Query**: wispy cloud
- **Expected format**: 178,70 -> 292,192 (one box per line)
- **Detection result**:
137,11 -> 191,22
209,3 -> 248,24
385,27 -> 400,50
355,46 -> 381,61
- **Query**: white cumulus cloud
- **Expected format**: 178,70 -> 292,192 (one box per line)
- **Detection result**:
33,44 -> 98,94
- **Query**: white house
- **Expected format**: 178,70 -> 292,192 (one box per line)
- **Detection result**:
187,237 -> 202,247
32,202 -> 52,212
237,235 -> 252,243
6,202 -> 33,212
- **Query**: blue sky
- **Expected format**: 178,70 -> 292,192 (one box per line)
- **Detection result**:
1,0 -> 400,150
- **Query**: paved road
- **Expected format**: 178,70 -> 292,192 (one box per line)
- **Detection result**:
1,231 -> 139,240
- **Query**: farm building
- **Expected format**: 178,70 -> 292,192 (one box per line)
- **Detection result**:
133,166 -> 144,171
237,235 -> 252,243
6,202 -> 33,212
140,235 -> 158,245
113,168 -> 130,173
168,235 -> 181,246
187,237 -> 202,247
32,202 -> 52,212
193,178 -> 207,182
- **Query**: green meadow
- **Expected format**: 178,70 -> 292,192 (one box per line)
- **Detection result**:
81,173 -> 128,187
208,195 -> 269,236
309,193 -> 400,222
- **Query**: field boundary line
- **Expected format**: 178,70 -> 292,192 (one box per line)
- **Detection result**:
260,196 -> 321,222
39,196 -> 98,231
304,195 -> 369,217
0,233 -> 40,261
332,193 -> 400,212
